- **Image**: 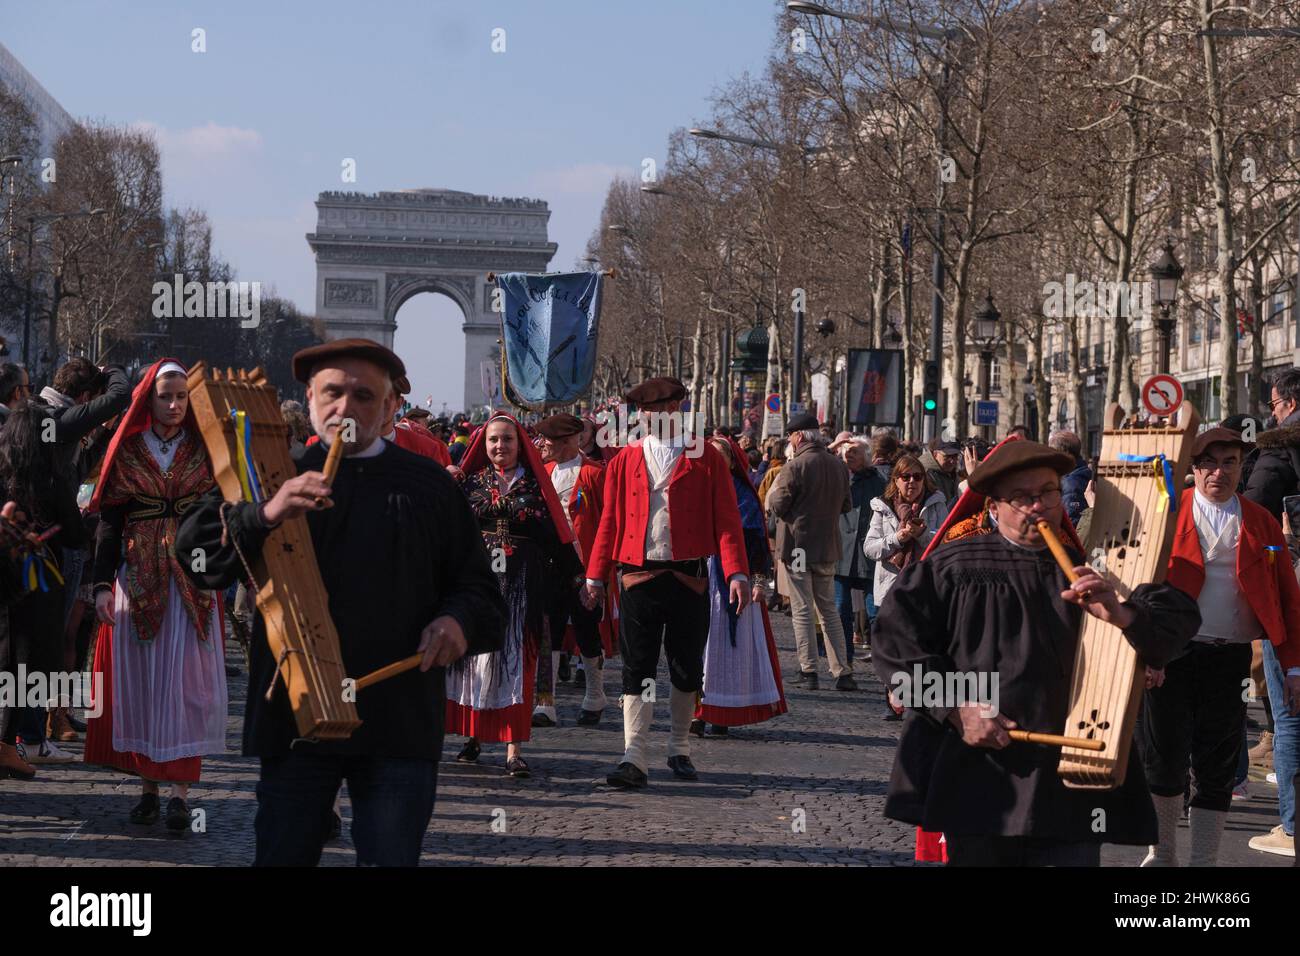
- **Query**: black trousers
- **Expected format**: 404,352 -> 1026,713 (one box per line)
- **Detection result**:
547,587 -> 603,660
945,835 -> 1101,867
617,571 -> 709,694
1142,641 -> 1251,812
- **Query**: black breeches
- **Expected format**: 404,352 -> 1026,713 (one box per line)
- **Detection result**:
617,572 -> 709,694
1141,642 -> 1252,813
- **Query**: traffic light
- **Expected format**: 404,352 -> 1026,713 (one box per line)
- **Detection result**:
922,361 -> 940,414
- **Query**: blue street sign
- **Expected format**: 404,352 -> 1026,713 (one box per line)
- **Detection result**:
974,400 -> 999,427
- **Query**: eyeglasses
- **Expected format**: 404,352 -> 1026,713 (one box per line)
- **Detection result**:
1192,459 -> 1239,474
1267,397 -> 1289,411
896,473 -> 925,482
999,488 -> 1062,510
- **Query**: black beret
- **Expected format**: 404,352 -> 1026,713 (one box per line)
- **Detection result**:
967,440 -> 1076,495
292,337 -> 406,385
786,412 -> 820,434
625,376 -> 687,406
536,413 -> 584,439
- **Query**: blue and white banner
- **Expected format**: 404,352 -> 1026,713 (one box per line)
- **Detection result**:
496,271 -> 604,409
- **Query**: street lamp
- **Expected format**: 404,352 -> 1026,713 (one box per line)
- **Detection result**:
688,127 -> 829,156
1148,238 -> 1184,375
788,0 -> 959,442
972,291 -> 1001,440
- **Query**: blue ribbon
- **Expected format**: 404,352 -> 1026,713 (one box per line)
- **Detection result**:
1117,453 -> 1178,512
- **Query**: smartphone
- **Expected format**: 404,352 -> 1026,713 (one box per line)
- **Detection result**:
1283,495 -> 1300,536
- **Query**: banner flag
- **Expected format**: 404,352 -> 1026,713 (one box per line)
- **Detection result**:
496,271 -> 604,409
846,348 -> 904,427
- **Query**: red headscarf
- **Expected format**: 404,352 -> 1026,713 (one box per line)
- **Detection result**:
88,358 -> 199,514
710,435 -> 760,503
459,411 -> 574,545
921,433 -> 1084,559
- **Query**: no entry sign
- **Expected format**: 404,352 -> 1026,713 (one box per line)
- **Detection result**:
1141,374 -> 1183,417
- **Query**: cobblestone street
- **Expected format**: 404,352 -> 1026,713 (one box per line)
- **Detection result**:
0,613 -> 1289,867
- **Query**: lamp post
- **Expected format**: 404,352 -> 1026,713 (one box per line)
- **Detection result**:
1148,238 -> 1184,375
787,1 -> 960,443
972,291 -> 1000,440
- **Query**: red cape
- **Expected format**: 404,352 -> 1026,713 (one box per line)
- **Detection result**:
459,411 -> 574,546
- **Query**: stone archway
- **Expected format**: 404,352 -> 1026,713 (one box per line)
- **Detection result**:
306,188 -> 557,411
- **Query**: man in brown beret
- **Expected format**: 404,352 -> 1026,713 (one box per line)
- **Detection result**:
536,413 -> 611,726
177,338 -> 505,865
1147,427 -> 1300,864
582,376 -> 750,788
872,439 -> 1200,865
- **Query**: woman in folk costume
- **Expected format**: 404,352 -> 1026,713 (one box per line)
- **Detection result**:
84,360 -> 228,831
691,437 -> 787,736
446,411 -> 582,777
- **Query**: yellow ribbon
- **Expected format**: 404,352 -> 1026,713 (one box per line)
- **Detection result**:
233,410 -> 255,503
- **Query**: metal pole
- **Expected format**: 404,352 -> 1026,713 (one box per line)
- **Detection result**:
924,57 -> 951,444
723,325 -> 732,429
793,307 -> 805,410
1157,315 -> 1174,375
21,218 -> 33,368
980,349 -> 993,441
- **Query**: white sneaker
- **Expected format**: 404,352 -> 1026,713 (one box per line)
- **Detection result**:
26,739 -> 76,764
1232,781 -> 1250,800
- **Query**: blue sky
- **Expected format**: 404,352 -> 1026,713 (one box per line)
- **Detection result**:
4,0 -> 779,410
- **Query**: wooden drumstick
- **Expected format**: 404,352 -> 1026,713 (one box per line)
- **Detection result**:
354,653 -> 423,691
1009,730 -> 1105,751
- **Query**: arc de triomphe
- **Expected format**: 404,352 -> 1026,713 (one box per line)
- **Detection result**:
306,188 -> 557,412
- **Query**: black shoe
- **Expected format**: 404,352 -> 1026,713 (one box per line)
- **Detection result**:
707,724 -> 729,737
576,709 -> 601,726
689,718 -> 706,737
835,675 -> 859,691
225,664 -> 242,678
557,655 -> 571,683
792,670 -> 815,684
667,755 -> 698,781
531,710 -> 556,728
65,712 -> 87,734
328,810 -> 343,840
456,738 -> 481,763
883,710 -> 903,722
506,756 -> 531,778
129,793 -> 160,825
606,762 -> 648,789
165,797 -> 190,832
574,667 -> 586,688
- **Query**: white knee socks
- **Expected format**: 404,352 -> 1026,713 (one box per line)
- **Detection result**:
621,693 -> 654,773
1188,806 -> 1226,867
1141,794 -> 1183,867
667,686 -> 695,759
581,656 -> 606,712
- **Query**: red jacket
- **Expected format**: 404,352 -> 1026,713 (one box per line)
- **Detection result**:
1166,488 -> 1300,671
392,422 -> 452,466
545,458 -> 605,564
586,440 -> 748,582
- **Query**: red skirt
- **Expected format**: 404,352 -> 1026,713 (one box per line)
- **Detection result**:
83,604 -> 224,784
695,602 -> 789,727
445,637 -> 537,744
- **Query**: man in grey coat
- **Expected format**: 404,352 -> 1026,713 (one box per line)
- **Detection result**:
766,413 -> 855,690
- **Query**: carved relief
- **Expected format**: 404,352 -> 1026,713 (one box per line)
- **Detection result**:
323,278 -> 377,308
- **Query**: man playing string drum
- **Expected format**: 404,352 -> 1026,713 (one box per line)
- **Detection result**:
872,440 -> 1200,866
177,339 -> 504,866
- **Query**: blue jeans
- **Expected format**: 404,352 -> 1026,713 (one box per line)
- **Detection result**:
254,752 -> 439,866
1262,640 -> 1297,835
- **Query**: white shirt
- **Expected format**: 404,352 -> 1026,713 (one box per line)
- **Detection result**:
642,434 -> 686,560
143,427 -> 184,472
1191,490 -> 1262,643
550,455 -> 583,522
494,464 -> 525,496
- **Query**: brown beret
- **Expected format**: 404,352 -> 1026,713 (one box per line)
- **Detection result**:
1190,426 -> 1251,460
625,376 -> 687,406
967,440 -> 1076,496
393,375 -> 411,395
536,413 -> 584,439
292,337 -> 406,385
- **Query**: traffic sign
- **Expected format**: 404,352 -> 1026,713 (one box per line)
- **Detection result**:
765,393 -> 781,414
1141,374 -> 1183,417
789,401 -> 807,415
974,400 -> 999,427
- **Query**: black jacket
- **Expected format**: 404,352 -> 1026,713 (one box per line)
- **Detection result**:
1244,415 -> 1300,521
